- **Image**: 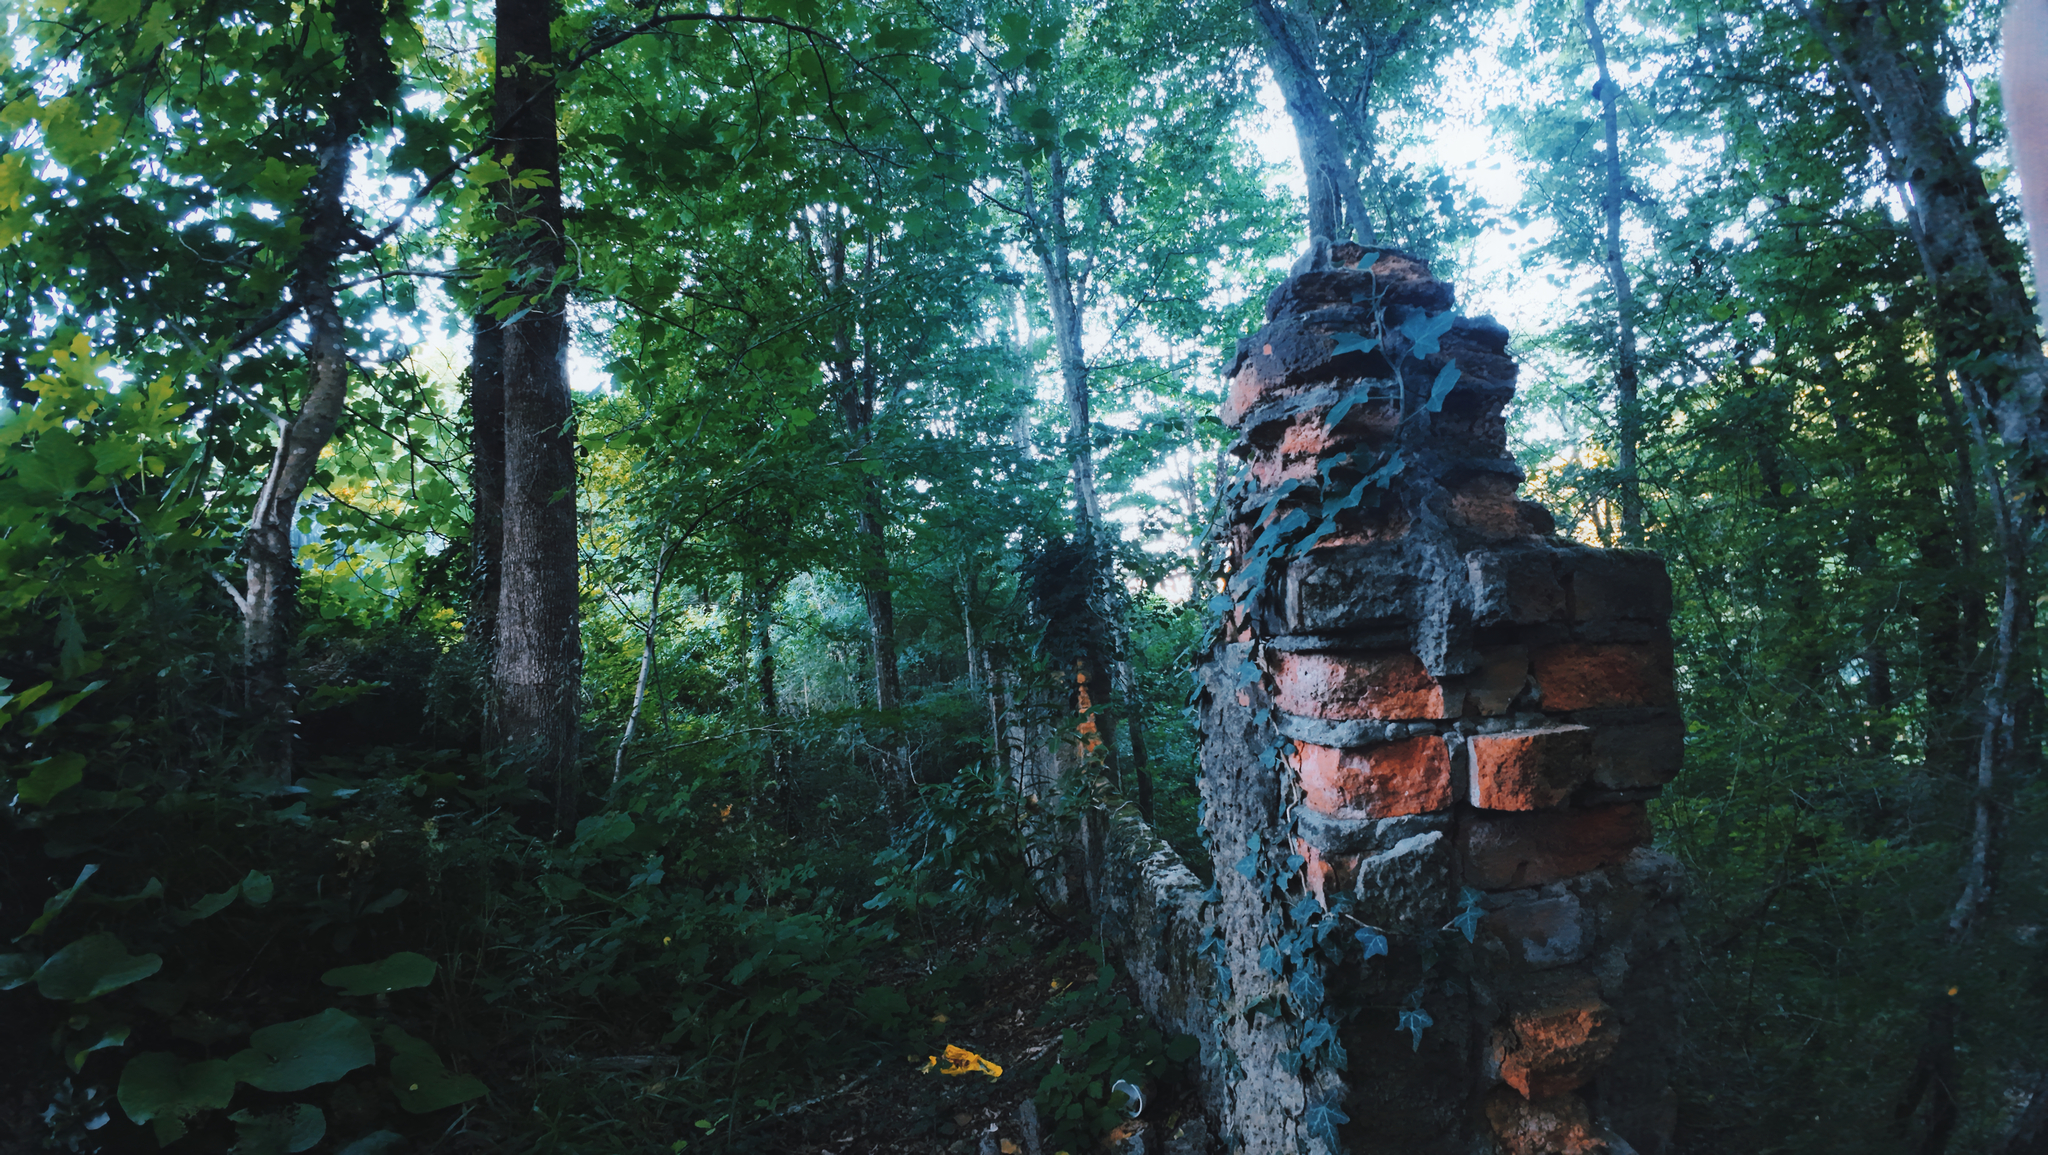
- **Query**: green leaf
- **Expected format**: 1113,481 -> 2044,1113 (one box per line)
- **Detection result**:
229,1009 -> 374,1092
229,1104 -> 325,1153
322,951 -> 436,996
1398,309 -> 1458,359
0,952 -> 41,990
1425,362 -> 1461,413
15,751 -> 84,805
67,1021 -> 131,1070
335,1131 -> 408,1155
18,862 -> 95,939
176,884 -> 240,924
383,1025 -> 487,1112
239,870 -> 274,905
117,1052 -> 235,1126
33,932 -> 162,1001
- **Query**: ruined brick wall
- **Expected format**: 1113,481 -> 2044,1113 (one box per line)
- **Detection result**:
1187,246 -> 1685,1154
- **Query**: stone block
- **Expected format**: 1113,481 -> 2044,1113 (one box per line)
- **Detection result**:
1469,725 -> 1594,811
1445,473 -> 1526,540
1295,735 -> 1452,819
1468,646 -> 1530,715
1588,716 -> 1685,790
1564,549 -> 1672,623
1467,546 -> 1566,626
1271,650 -> 1450,721
1461,804 -> 1651,890
1480,893 -> 1587,969
1299,825 -> 1453,924
1483,1088 -> 1617,1155
1285,543 -> 1419,632
1491,992 -> 1621,1098
1531,642 -> 1676,711
1273,711 -> 1391,749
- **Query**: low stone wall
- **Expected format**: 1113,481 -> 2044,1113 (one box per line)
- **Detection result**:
1074,246 -> 1685,1155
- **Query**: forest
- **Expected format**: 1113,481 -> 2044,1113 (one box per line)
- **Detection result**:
2,0 -> 2046,1150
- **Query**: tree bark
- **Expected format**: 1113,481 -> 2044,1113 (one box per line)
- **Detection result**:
231,0 -> 395,777
1249,0 -> 1374,246
469,315 -> 505,682
491,0 -> 582,831
2008,0 -> 2048,326
1021,149 -> 1101,533
612,536 -> 671,786
1582,0 -> 1643,546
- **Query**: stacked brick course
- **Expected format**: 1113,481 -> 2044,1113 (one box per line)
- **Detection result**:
1195,245 -> 1684,1154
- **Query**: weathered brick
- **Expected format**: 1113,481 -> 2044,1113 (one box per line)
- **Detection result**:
1483,1087 -> 1612,1155
1272,650 -> 1451,720
1467,546 -> 1567,626
1469,725 -> 1594,811
1490,992 -> 1621,1098
1461,803 -> 1651,889
1285,542 -> 1421,631
1588,716 -> 1686,790
1564,548 -> 1672,623
1469,646 -> 1531,715
1531,642 -> 1676,711
1480,893 -> 1587,969
1295,735 -> 1452,818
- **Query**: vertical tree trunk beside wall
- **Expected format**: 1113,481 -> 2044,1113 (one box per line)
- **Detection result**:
488,0 -> 583,831
1582,0 -> 1644,546
230,0 -> 397,777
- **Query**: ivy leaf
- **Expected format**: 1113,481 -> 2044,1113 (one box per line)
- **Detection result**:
33,932 -> 162,1001
1425,362 -> 1461,413
1328,331 -> 1378,357
1233,853 -> 1259,881
1303,1093 -> 1351,1144
321,952 -> 436,997
229,1009 -> 374,1092
1397,1006 -> 1434,1051
1398,309 -> 1458,358
1290,969 -> 1325,1007
1354,928 -> 1388,961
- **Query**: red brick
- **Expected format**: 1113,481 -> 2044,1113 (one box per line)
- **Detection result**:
1447,473 -> 1524,540
1491,994 -> 1620,1098
1531,642 -> 1676,711
1273,650 -> 1451,720
1461,804 -> 1651,889
1220,367 -> 1267,427
1469,725 -> 1594,811
1295,736 -> 1452,818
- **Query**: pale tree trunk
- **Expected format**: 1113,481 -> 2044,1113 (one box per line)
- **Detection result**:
612,536 -> 671,785
1020,149 -> 1101,532
1249,0 -> 1372,246
229,0 -> 393,777
1583,0 -> 1643,546
490,0 -> 582,831
2009,0 -> 2048,325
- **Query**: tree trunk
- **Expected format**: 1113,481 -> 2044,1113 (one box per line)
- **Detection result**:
491,0 -> 582,831
1582,0 -> 1643,546
1024,147 -> 1101,533
612,536 -> 670,785
2008,0 -> 2048,325
1249,0 -> 1374,246
231,0 -> 394,777
469,315 -> 505,686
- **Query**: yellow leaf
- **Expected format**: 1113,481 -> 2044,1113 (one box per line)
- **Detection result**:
935,1045 -> 1002,1079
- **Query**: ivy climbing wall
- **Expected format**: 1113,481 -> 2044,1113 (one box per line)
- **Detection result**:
1088,246 -> 1686,1155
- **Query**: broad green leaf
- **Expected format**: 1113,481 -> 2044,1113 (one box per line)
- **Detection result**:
17,862 -> 95,939
229,1104 -> 325,1153
33,932 -> 162,1001
321,951 -> 436,996
117,1052 -> 235,1125
0,952 -> 41,989
176,885 -> 240,924
383,1025 -> 487,1112
67,1021 -> 131,1070
239,870 -> 274,905
335,1131 -> 407,1155
14,752 -> 84,805
229,1009 -> 373,1092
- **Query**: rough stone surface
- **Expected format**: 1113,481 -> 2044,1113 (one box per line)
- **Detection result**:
1272,650 -> 1450,721
1462,804 -> 1653,890
1533,642 -> 1678,712
1490,984 -> 1622,1097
